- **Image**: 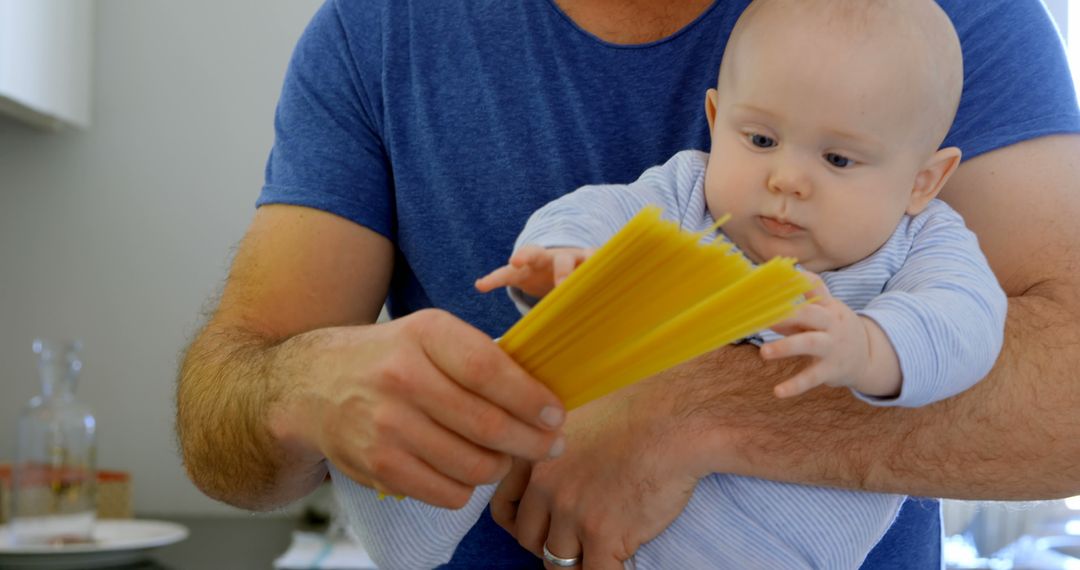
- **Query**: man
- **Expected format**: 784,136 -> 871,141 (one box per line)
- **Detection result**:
177,1 -> 1080,567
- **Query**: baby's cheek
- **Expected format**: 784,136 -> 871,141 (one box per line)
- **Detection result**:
824,225 -> 886,268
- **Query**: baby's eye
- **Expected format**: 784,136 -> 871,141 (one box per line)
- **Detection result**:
824,153 -> 853,168
747,133 -> 777,149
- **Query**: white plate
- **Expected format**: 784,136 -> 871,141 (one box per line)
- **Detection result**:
0,519 -> 189,569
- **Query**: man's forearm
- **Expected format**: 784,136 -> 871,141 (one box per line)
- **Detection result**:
663,286 -> 1080,500
176,324 -> 327,510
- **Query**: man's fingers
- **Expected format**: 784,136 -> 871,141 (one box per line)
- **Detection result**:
393,402 -> 514,487
513,484 -> 552,557
334,443 -> 474,509
544,514 -> 583,569
414,313 -> 566,457
491,459 -> 533,533
418,369 -> 565,463
380,453 -> 475,509
582,539 -> 626,570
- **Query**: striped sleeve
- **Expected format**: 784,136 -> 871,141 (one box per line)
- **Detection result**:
856,201 -> 1007,407
329,464 -> 495,570
509,150 -> 710,312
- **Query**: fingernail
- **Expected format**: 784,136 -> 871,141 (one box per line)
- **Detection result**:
548,436 -> 566,459
539,405 -> 564,428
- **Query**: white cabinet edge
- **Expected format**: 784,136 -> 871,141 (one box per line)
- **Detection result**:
0,0 -> 94,130
0,94 -> 70,130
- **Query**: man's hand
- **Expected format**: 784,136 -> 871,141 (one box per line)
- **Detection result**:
490,386 -> 702,569
475,245 -> 594,298
760,273 -> 901,399
270,309 -> 567,509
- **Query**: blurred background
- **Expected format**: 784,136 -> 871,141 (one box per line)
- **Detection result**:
0,1 -> 1077,569
0,0 -> 322,518
0,1 -> 333,567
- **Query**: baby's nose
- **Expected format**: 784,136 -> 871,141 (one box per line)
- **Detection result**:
767,166 -> 813,198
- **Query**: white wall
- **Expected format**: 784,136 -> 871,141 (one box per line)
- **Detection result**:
0,0 -> 322,515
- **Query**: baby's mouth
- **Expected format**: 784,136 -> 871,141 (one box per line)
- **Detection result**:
758,216 -> 805,237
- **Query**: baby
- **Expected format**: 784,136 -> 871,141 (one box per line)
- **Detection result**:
331,1 -> 1008,568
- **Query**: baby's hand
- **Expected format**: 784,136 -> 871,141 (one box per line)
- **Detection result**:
758,272 -> 873,398
475,245 -> 594,299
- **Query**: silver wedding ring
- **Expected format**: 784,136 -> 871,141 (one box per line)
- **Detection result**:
543,543 -> 582,567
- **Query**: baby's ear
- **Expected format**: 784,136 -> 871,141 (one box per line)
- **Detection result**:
704,89 -> 719,133
908,146 -> 961,215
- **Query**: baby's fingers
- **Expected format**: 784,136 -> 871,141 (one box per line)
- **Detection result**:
800,270 -> 830,302
769,303 -> 832,336
774,366 -> 826,398
477,264 -> 518,291
509,245 -> 551,269
475,262 -> 537,293
552,252 -> 577,287
759,331 -> 830,360
552,248 -> 594,287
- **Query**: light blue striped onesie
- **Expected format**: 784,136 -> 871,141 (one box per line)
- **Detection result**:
330,150 -> 1007,569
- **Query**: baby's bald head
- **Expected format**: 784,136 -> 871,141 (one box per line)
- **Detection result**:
720,0 -> 963,153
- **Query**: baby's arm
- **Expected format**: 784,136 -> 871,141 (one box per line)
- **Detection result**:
766,202 -> 1007,407
851,205 -> 1007,407
479,151 -> 712,306
329,465 -> 496,570
475,245 -> 595,299
759,274 -> 902,398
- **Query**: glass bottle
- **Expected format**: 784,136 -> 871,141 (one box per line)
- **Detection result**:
11,340 -> 97,546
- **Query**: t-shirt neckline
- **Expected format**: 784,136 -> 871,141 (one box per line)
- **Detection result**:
541,0 -> 723,50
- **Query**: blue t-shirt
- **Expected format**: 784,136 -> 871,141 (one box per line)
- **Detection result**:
258,1 -> 1080,567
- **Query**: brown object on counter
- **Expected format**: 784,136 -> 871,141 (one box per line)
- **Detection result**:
0,465 -> 7,524
0,465 -> 133,523
96,469 -> 133,519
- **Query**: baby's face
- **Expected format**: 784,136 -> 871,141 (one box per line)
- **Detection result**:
704,18 -> 938,272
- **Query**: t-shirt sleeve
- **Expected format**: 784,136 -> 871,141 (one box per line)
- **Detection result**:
943,0 -> 1080,160
256,0 -> 394,239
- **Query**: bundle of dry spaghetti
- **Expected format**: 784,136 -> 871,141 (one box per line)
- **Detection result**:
498,206 -> 813,410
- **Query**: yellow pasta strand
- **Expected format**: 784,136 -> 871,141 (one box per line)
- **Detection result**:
497,206 -> 813,409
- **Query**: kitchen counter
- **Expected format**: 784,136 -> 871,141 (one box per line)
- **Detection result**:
130,514 -> 303,570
